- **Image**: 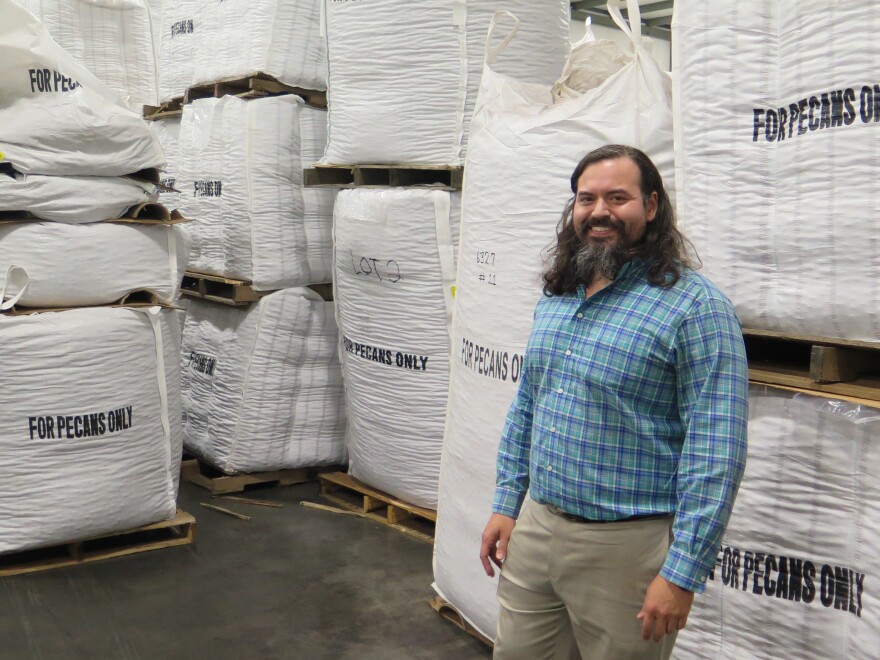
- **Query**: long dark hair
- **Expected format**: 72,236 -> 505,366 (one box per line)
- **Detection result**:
542,145 -> 696,296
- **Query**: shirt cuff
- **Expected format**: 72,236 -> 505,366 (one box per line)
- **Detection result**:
660,546 -> 713,594
492,487 -> 526,519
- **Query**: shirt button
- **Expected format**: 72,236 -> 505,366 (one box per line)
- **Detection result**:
576,313 -> 583,319
557,388 -> 563,394
565,350 -> 572,356
550,427 -> 556,433
547,465 -> 553,472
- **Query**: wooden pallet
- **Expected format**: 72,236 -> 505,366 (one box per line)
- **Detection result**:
183,73 -> 327,108
181,458 -> 341,496
303,164 -> 464,190
180,271 -> 267,306
318,472 -> 436,543
744,329 -> 880,402
0,510 -> 196,577
144,96 -> 184,120
429,596 -> 494,649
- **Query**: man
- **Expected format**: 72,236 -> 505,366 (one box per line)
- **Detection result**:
479,145 -> 748,660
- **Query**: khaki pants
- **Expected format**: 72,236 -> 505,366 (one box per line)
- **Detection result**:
494,498 -> 677,660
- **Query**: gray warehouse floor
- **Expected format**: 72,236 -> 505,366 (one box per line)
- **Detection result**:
0,480 -> 492,660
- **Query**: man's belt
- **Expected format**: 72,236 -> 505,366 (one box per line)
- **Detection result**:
546,503 -> 672,524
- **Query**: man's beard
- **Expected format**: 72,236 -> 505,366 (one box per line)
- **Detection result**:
574,220 -> 631,286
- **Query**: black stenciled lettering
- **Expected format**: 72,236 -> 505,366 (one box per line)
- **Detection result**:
843,88 -> 857,125
752,552 -> 765,594
820,565 -> 835,607
742,551 -> 754,591
830,90 -> 844,128
764,555 -> 777,596
787,558 -> 803,602
819,93 -> 831,130
752,109 -> 765,142
808,96 -> 820,131
803,561 -> 816,603
860,86 -> 873,123
834,566 -> 850,611
797,99 -> 809,134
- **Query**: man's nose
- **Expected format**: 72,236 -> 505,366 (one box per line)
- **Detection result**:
591,198 -> 609,217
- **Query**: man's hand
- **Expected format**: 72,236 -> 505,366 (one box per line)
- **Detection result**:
479,513 -> 516,577
637,575 -> 695,642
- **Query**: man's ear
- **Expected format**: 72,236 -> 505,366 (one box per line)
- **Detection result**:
645,192 -> 659,222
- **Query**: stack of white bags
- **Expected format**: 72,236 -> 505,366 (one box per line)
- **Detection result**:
333,189 -> 459,510
158,0 -> 326,104
674,0 -> 880,342
181,289 -> 347,473
151,117 -> 182,212
13,0 -> 162,109
674,386 -> 880,659
433,6 -> 674,639
0,3 -> 184,553
178,94 -> 333,290
321,0 -> 571,165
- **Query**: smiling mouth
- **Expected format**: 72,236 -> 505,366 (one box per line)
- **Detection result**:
587,224 -> 619,239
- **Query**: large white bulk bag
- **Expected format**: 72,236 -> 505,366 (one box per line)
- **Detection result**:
181,289 -> 346,473
179,95 -> 333,288
13,0 -> 160,108
334,189 -> 459,510
0,2 -> 164,176
157,0 -> 198,103
151,116 -> 181,211
0,306 -> 183,553
321,0 -> 570,165
0,222 -> 187,308
674,385 -> 880,659
433,6 -> 674,639
673,1 -> 880,342
0,172 -> 157,223
193,0 -> 326,91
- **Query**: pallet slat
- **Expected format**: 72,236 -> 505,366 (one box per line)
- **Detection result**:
318,472 -> 436,543
0,510 -> 196,577
743,330 -> 880,402
180,271 -> 266,306
182,458 -> 341,496
429,596 -> 494,648
182,73 -> 326,108
304,164 -> 463,191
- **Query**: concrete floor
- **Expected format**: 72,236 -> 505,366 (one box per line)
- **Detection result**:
0,480 -> 493,660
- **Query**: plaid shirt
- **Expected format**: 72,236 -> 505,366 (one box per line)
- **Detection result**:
493,259 -> 748,593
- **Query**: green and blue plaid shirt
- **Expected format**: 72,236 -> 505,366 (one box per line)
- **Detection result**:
493,259 -> 748,593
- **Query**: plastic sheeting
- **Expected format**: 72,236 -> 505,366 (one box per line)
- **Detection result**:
673,1 -> 880,342
322,0 -> 570,165
0,2 -> 164,176
193,0 -> 326,91
334,189 -> 459,510
181,289 -> 346,474
178,95 -> 333,289
0,306 -> 183,553
151,116 -> 181,212
674,385 -> 880,659
14,0 -> 160,108
433,5 -> 674,639
0,222 -> 188,308
0,172 -> 157,223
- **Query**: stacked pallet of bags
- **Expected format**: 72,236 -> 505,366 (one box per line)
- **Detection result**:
0,4 -> 185,552
158,0 -> 326,104
13,0 -> 160,109
321,0 -> 571,165
673,385 -> 880,659
432,5 -> 674,639
181,290 -> 345,473
178,94 -> 333,289
333,190 -> 459,510
673,0 -> 880,342
177,89 -> 344,474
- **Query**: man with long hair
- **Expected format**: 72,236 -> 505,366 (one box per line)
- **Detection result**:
479,145 -> 749,659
